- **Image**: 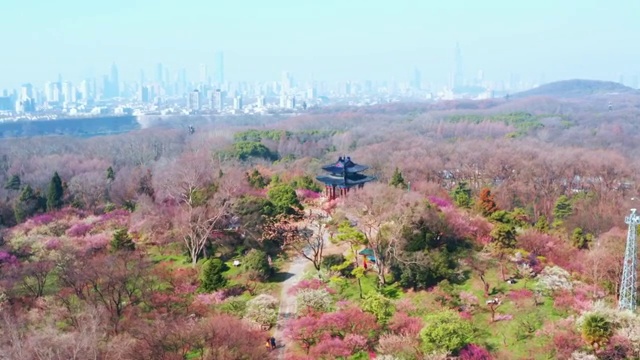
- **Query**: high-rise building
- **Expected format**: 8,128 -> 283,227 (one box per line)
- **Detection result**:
256,95 -> 266,108
188,89 -> 201,111
139,86 -> 150,103
156,63 -> 164,83
211,89 -> 224,112
110,63 -> 119,97
215,52 -> 224,84
20,83 -> 33,101
281,71 -> 292,94
200,64 -> 208,85
62,81 -> 75,103
286,95 -> 296,109
411,68 -> 421,90
233,95 -> 243,111
79,80 -> 90,102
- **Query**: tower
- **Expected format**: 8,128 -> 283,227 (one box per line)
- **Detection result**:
619,208 -> 640,311
215,52 -> 224,84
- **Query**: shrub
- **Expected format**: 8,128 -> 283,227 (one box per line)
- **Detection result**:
459,344 -> 492,360
296,288 -> 333,315
244,294 -> 279,327
288,278 -> 329,295
419,310 -> 475,354
65,222 -> 93,237
200,258 -> 228,292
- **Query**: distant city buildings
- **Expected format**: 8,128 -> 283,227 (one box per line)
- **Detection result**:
187,89 -> 201,111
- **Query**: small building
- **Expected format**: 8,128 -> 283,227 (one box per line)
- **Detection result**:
316,156 -> 376,200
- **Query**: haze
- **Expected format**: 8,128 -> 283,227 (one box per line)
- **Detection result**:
2,0 -> 640,88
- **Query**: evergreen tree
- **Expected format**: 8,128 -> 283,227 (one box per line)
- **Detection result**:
534,215 -> 550,233
110,228 -> 135,252
46,172 -> 64,211
246,169 -> 268,189
452,181 -> 472,208
389,167 -> 407,189
200,258 -> 228,292
571,227 -> 593,249
490,223 -> 517,249
14,185 -> 36,222
106,166 -> 115,182
553,195 -> 573,221
4,174 -> 20,190
267,183 -> 302,217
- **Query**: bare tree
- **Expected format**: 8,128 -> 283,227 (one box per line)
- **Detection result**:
262,210 -> 328,271
156,152 -> 238,267
342,183 -> 420,286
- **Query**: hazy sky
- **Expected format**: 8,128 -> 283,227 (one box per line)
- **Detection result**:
2,0 -> 639,88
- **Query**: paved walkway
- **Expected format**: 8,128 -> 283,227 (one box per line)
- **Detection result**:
271,255 -> 307,359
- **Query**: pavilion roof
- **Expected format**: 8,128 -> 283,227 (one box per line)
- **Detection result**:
321,156 -> 370,174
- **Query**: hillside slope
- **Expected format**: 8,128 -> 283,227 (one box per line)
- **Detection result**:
513,79 -> 639,99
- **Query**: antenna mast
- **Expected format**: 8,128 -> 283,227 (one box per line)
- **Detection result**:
619,208 -> 640,311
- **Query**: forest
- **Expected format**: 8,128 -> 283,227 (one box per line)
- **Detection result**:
2,93 -> 640,359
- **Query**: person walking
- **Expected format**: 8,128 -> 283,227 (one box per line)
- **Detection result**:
270,337 -> 276,349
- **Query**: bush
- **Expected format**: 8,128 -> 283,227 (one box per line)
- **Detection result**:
244,294 -> 279,327
200,258 -> 228,292
296,288 -> 334,315
419,310 -> 475,354
322,254 -> 353,276
242,249 -> 271,280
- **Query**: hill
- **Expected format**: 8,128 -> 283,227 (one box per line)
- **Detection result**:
513,79 -> 639,99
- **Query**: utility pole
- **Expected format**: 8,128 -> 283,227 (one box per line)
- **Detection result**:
619,208 -> 640,311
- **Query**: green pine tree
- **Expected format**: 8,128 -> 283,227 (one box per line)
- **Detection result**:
452,181 -> 472,208
200,258 -> 228,292
106,166 -> 115,182
4,174 -> 21,190
14,185 -> 35,222
110,228 -> 135,252
389,167 -> 407,188
46,172 -> 64,211
534,215 -> 550,233
553,195 -> 573,221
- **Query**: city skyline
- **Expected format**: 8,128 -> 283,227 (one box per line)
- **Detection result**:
2,1 -> 640,89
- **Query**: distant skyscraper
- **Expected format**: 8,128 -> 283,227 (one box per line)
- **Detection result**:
281,71 -> 292,94
453,42 -> 463,89
215,52 -> 224,84
61,81 -> 75,103
138,86 -> 150,103
156,63 -> 164,83
110,63 -> 119,97
256,95 -> 266,108
411,68 -> 421,90
200,64 -> 208,85
188,89 -> 201,111
233,95 -> 243,111
79,80 -> 90,101
212,89 -> 224,112
20,83 -> 33,101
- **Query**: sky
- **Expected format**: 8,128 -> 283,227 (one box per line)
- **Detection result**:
2,0 -> 640,89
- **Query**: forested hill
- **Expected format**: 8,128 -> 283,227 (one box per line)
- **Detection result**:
513,79 -> 639,99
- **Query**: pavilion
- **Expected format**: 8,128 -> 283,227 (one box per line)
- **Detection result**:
316,156 -> 376,200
